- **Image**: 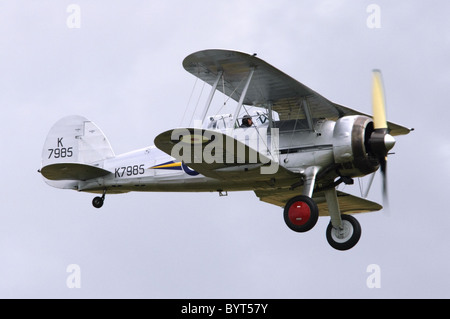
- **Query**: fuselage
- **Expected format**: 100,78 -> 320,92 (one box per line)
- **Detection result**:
75,118 -> 338,195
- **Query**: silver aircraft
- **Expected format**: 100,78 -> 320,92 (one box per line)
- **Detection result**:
39,49 -> 411,250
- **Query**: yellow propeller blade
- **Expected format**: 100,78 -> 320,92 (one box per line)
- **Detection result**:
372,69 -> 387,130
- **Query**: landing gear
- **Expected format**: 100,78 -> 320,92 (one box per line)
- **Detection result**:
92,196 -> 104,208
92,190 -> 106,208
283,187 -> 363,250
283,195 -> 319,233
326,214 -> 361,251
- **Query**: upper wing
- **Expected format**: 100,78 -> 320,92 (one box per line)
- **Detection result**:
183,49 -> 410,136
154,127 -> 296,182
255,188 -> 382,216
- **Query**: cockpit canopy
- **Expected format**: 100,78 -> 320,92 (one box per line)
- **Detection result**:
204,108 -> 279,130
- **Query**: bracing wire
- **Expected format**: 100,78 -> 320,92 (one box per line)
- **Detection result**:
285,99 -> 303,161
188,81 -> 205,126
215,76 -> 245,117
179,78 -> 198,126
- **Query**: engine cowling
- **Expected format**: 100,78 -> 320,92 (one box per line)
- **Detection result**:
332,115 -> 379,178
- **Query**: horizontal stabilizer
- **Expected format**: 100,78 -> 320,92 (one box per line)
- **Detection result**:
40,163 -> 111,181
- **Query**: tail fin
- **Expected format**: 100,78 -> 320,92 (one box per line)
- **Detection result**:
40,115 -> 114,181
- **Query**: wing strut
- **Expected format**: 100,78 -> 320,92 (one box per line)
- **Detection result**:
301,99 -> 314,131
302,166 -> 319,198
267,101 -> 274,129
232,67 -> 255,128
324,188 -> 342,228
200,70 -> 223,123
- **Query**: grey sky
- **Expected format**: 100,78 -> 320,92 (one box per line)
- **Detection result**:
1,0 -> 449,298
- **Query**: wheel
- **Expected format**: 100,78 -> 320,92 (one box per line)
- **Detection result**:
326,214 -> 361,251
92,196 -> 104,208
283,195 -> 319,233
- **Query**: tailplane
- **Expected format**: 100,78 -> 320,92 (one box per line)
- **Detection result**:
40,115 -> 114,182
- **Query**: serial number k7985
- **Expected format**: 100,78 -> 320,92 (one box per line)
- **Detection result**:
48,147 -> 73,159
114,165 -> 145,178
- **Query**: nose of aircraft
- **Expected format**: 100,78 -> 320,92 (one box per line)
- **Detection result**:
384,133 -> 396,152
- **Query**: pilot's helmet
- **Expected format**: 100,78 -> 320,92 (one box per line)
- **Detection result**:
242,114 -> 252,125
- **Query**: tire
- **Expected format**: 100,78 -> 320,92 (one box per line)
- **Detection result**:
326,214 -> 361,251
283,195 -> 319,233
92,196 -> 104,208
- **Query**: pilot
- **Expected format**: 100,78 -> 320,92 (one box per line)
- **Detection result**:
240,114 -> 253,128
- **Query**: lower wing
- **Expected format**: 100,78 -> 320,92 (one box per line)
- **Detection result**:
255,188 -> 382,216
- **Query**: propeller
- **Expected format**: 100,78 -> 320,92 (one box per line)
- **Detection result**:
368,70 -> 395,206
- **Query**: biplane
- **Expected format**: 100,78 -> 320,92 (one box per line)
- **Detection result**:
39,49 -> 411,250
